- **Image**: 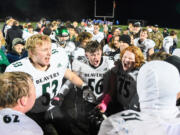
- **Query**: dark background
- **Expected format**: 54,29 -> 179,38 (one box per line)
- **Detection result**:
0,0 -> 180,28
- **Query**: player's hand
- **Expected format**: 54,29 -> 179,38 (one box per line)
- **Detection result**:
82,85 -> 96,103
88,107 -> 107,129
30,93 -> 50,113
97,102 -> 107,113
96,94 -> 111,113
51,93 -> 64,107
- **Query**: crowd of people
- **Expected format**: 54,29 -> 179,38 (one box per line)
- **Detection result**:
0,16 -> 180,135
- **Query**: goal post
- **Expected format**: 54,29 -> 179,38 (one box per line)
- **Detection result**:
94,0 -> 115,20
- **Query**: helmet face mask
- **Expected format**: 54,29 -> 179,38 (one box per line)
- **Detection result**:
55,27 -> 69,37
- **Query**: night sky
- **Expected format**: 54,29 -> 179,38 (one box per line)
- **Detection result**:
0,0 -> 180,28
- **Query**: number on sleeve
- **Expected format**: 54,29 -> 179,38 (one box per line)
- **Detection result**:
12,62 -> 22,67
3,114 -> 20,123
120,112 -> 141,122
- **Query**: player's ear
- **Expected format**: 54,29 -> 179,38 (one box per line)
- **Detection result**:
28,49 -> 34,57
18,96 -> 28,107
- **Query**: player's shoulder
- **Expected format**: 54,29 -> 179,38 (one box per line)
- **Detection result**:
145,39 -> 155,47
0,108 -> 43,135
73,47 -> 85,59
5,57 -> 29,71
67,41 -> 76,48
74,56 -> 89,65
99,110 -> 141,135
52,47 -> 68,60
164,36 -> 173,41
52,46 -> 66,55
104,110 -> 140,124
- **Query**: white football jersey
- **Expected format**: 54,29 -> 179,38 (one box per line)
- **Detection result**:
51,41 -> 75,55
64,41 -> 76,55
103,44 -> 116,54
72,47 -> 86,60
103,44 -> 120,62
163,36 -> 174,54
134,38 -> 155,59
98,110 -> 180,135
72,56 -> 114,99
52,42 -> 75,69
0,108 -> 43,135
22,31 -> 38,41
84,26 -> 94,34
5,47 -> 68,100
92,31 -> 104,43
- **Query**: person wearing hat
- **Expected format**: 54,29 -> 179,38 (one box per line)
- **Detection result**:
55,26 -> 76,68
67,24 -> 78,42
119,34 -> 131,52
55,26 -> 70,46
6,38 -> 27,63
163,27 -> 169,38
149,24 -> 164,52
131,21 -> 141,39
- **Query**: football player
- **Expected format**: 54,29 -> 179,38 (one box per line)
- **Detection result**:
163,30 -> 177,54
134,28 -> 155,60
73,40 -> 115,101
0,72 -> 43,135
64,40 -> 114,135
72,31 -> 92,60
5,34 -> 86,134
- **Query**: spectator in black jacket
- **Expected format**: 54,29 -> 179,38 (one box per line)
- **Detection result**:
2,16 -> 13,37
5,20 -> 23,53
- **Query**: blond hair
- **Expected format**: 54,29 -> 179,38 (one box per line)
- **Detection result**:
0,72 -> 33,108
25,34 -> 51,51
6,18 -> 15,25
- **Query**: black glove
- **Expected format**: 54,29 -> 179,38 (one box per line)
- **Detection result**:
51,93 -> 64,107
82,85 -> 96,103
88,107 -> 107,130
30,93 -> 50,113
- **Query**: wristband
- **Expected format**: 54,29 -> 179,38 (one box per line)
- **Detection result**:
102,94 -> 111,105
81,82 -> 87,89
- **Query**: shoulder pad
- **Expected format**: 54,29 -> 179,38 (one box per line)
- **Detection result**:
77,56 -> 89,64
